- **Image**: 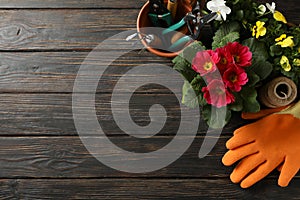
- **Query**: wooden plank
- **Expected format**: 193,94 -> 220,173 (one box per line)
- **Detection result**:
0,9 -> 139,50
0,178 -> 300,199
0,179 -> 300,200
0,136 -> 298,179
0,0 -> 146,9
0,136 -> 236,178
5,51 -> 298,100
0,93 -> 245,136
0,52 -> 174,93
0,0 -> 297,18
0,4 -> 298,51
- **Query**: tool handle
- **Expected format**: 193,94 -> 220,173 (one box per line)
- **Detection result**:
162,18 -> 186,35
167,0 -> 178,19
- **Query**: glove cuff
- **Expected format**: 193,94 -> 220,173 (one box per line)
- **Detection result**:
278,100 -> 300,119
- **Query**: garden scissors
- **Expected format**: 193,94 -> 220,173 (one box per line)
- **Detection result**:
165,11 -> 217,50
161,0 -> 217,50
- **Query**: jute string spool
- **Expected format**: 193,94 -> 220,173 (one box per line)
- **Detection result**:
259,77 -> 298,108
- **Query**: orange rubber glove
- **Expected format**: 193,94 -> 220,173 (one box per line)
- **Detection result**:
222,101 -> 300,188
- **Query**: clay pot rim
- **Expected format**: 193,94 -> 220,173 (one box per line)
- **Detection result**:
136,1 -> 190,58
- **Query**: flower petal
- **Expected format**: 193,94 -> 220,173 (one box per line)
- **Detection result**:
274,11 -> 287,23
207,0 -> 231,21
257,5 -> 266,15
266,2 -> 276,13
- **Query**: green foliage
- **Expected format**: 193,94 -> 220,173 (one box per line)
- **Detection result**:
202,105 -> 231,129
181,80 -> 202,109
245,69 -> 260,87
240,87 -> 260,113
180,41 -> 206,64
243,38 -> 273,81
173,56 -> 197,82
270,45 -> 282,57
229,93 -> 244,112
172,0 -> 300,129
213,32 -> 240,49
243,38 -> 269,61
212,21 -> 241,49
190,75 -> 205,94
172,42 -> 206,82
249,60 -> 273,80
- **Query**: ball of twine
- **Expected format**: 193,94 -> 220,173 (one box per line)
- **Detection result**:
259,77 -> 298,108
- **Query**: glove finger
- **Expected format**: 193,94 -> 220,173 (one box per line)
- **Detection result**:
230,153 -> 265,184
277,163 -> 283,172
226,129 -> 255,149
222,142 -> 258,166
278,157 -> 299,187
240,160 -> 281,188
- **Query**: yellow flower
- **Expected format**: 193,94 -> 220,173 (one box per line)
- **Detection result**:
293,59 -> 300,66
276,36 -> 294,48
275,34 -> 286,42
252,21 -> 267,39
274,11 -> 287,24
298,47 -> 300,53
280,56 -> 291,71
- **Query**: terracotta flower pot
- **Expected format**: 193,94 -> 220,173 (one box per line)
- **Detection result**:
137,0 -> 193,58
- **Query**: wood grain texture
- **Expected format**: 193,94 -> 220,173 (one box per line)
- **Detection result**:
0,2 -> 297,51
0,93 -> 245,136
0,178 -> 299,200
0,136 -> 229,178
0,0 -> 297,17
0,0 -> 299,199
0,0 -> 146,9
0,9 -> 138,50
0,52 -> 173,93
0,136 -> 297,180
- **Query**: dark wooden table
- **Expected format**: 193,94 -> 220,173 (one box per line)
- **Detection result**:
0,0 -> 299,199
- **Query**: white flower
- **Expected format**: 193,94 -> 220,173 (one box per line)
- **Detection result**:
266,2 -> 276,13
207,0 -> 231,21
257,4 -> 266,15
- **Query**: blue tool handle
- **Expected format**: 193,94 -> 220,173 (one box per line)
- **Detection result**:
162,18 -> 186,35
168,35 -> 193,51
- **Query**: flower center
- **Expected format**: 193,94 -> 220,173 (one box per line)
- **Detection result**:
204,62 -> 213,71
230,74 -> 238,83
220,58 -> 227,65
216,87 -> 225,95
234,55 -> 240,63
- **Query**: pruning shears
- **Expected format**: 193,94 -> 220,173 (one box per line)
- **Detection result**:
162,1 -> 217,50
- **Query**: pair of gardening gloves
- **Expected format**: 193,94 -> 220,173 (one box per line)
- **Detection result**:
222,100 -> 300,188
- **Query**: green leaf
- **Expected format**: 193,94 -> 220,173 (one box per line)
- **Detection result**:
242,38 -> 269,61
229,93 -> 244,112
245,69 -> 260,87
173,55 -> 197,82
236,10 -> 244,19
243,98 -> 260,113
181,80 -> 202,108
240,87 -> 260,113
280,68 -> 298,84
212,21 -> 241,49
249,60 -> 273,80
172,41 -> 206,82
190,75 -> 205,93
270,45 -> 282,57
180,41 -> 206,64
202,105 -> 231,129
212,32 -> 240,49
